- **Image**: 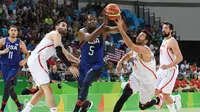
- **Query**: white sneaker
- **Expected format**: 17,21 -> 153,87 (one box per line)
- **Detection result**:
155,94 -> 164,109
175,94 -> 182,112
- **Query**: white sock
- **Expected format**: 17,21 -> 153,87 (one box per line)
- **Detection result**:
50,107 -> 57,112
171,95 -> 176,103
22,102 -> 33,112
167,103 -> 176,112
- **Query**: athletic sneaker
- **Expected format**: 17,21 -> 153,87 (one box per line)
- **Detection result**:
175,94 -> 182,112
80,100 -> 93,112
155,94 -> 164,109
18,103 -> 24,112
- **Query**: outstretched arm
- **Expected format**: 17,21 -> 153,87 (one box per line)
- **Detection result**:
115,17 -> 149,55
79,17 -> 108,42
116,51 -> 133,72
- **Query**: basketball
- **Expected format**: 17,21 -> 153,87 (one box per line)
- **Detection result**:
104,4 -> 121,20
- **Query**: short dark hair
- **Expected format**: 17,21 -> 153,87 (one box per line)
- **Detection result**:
55,19 -> 66,26
141,29 -> 152,45
8,25 -> 18,30
162,21 -> 174,30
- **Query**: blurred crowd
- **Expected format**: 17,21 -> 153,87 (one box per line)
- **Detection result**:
0,0 -> 199,93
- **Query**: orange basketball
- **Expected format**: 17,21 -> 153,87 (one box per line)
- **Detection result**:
104,4 -> 121,20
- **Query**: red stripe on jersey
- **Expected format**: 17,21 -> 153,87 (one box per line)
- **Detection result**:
167,48 -> 173,62
38,44 -> 54,53
160,69 -> 176,90
139,59 -> 157,79
38,55 -> 48,74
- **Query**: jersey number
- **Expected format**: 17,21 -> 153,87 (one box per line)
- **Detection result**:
8,51 -> 13,59
89,46 -> 95,56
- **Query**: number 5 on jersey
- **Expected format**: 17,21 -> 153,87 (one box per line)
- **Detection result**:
89,46 -> 95,56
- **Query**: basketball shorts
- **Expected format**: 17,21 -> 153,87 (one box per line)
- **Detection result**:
27,54 -> 50,86
156,68 -> 178,93
125,73 -> 156,104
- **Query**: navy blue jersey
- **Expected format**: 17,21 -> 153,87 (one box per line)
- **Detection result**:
80,34 -> 104,69
1,38 -> 21,66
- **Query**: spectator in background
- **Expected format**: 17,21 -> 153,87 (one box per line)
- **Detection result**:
21,75 -> 39,95
180,60 -> 190,72
49,65 -> 61,83
27,40 -> 36,51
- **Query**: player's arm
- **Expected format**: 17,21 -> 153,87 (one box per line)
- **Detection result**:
20,40 -> 29,66
0,38 -> 9,55
167,39 -> 183,68
102,18 -> 127,40
79,18 -> 107,42
119,51 -> 133,63
52,32 -> 79,67
116,51 -> 133,72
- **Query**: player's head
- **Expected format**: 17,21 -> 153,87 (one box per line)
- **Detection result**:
162,21 -> 173,38
136,30 -> 152,46
55,19 -> 68,35
8,25 -> 18,38
86,14 -> 98,29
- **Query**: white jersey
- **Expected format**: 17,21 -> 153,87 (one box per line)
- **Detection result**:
32,33 -> 55,61
130,46 -> 157,84
160,37 -> 177,68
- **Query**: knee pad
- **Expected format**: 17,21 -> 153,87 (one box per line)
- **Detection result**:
139,102 -> 146,110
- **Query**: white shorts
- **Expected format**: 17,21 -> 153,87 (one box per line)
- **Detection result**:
27,54 -> 50,86
156,68 -> 178,93
127,75 -> 156,104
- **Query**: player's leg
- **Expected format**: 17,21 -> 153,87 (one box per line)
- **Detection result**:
113,82 -> 133,112
40,83 -> 57,112
157,69 -> 178,112
9,79 -> 23,111
22,86 -> 44,112
138,83 -> 162,110
74,69 -> 103,112
0,81 -> 12,111
73,66 -> 86,112
171,94 -> 182,111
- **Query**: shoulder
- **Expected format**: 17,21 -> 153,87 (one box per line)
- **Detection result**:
168,37 -> 178,47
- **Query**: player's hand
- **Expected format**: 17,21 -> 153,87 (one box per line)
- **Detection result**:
19,60 -> 27,67
116,61 -> 122,72
103,14 -> 108,25
114,16 -> 123,30
160,64 -> 170,70
3,48 -> 9,54
68,66 -> 79,78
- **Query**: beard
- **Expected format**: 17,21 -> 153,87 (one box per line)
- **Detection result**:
58,28 -> 67,36
162,32 -> 170,37
136,40 -> 145,45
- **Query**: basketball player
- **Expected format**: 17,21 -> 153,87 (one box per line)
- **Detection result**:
0,25 -> 29,112
140,22 -> 183,112
73,14 -> 126,112
22,19 -> 80,112
113,17 -> 158,112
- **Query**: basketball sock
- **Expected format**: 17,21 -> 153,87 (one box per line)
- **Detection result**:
1,82 -> 12,111
22,102 -> 33,112
113,84 -> 132,112
167,103 -> 176,112
170,95 -> 176,103
50,107 -> 57,112
9,87 -> 21,107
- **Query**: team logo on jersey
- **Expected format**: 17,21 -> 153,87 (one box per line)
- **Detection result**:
6,44 -> 18,50
88,38 -> 100,44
